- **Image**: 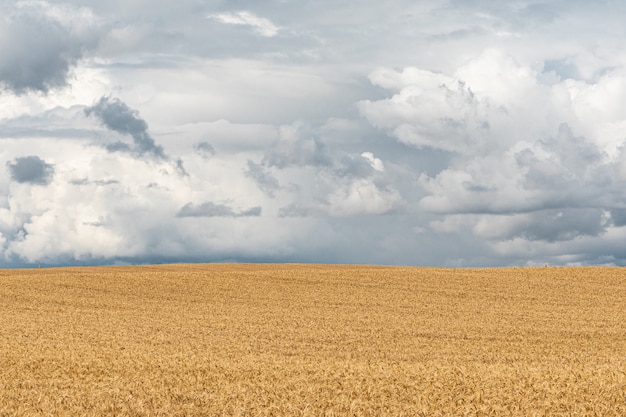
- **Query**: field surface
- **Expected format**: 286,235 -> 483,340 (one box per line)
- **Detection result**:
0,264 -> 625,416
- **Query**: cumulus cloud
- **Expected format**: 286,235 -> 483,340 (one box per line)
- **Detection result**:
325,179 -> 400,217
361,152 -> 384,172
177,201 -> 262,218
333,154 -> 375,179
359,66 -> 498,154
415,123 -> 611,218
263,122 -> 331,168
359,48 -> 626,252
7,156 -> 54,185
250,120 -> 402,218
207,11 -> 280,37
277,167 -> 401,218
2,1 -> 626,267
85,96 -> 166,159
515,123 -> 608,191
0,1 -> 101,94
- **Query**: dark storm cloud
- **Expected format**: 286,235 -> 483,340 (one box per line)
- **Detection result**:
0,2 -> 101,94
244,160 -> 279,197
84,96 -> 166,159
177,201 -> 262,218
7,156 -> 54,185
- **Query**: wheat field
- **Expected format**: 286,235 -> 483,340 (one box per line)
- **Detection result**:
0,264 -> 624,416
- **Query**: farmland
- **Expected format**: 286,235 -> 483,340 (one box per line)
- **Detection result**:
0,264 -> 625,416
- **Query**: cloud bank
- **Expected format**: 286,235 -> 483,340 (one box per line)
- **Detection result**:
1,1 -> 626,267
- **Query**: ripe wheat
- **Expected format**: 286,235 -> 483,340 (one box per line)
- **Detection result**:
0,264 -> 624,416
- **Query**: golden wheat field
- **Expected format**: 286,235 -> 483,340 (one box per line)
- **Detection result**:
0,264 -> 625,416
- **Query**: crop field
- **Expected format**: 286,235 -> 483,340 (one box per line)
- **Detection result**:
0,264 -> 625,416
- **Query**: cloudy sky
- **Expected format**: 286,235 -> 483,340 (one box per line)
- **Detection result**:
1,0 -> 626,267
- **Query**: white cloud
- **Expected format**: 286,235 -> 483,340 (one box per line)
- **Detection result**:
208,11 -> 280,37
359,66 -> 495,154
325,178 -> 400,217
361,152 -> 384,172
360,45 -> 626,255
2,1 -> 626,267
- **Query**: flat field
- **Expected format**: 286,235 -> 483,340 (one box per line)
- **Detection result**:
0,264 -> 625,416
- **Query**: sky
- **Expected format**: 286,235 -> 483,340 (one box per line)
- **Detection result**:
1,0 -> 626,267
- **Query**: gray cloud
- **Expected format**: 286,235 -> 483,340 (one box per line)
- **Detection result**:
177,201 -> 262,218
610,209 -> 626,227
174,159 -> 189,177
334,154 -> 376,179
195,141 -> 216,158
104,141 -> 132,153
3,0 -> 626,268
244,160 -> 279,197
69,178 -> 119,186
359,72 -> 494,154
476,209 -> 610,243
516,123 -> 607,192
7,156 -> 54,185
0,2 -> 101,94
84,96 -> 166,159
278,203 -> 310,218
262,123 -> 331,169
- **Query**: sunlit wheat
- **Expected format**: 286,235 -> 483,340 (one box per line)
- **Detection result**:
0,265 -> 624,416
